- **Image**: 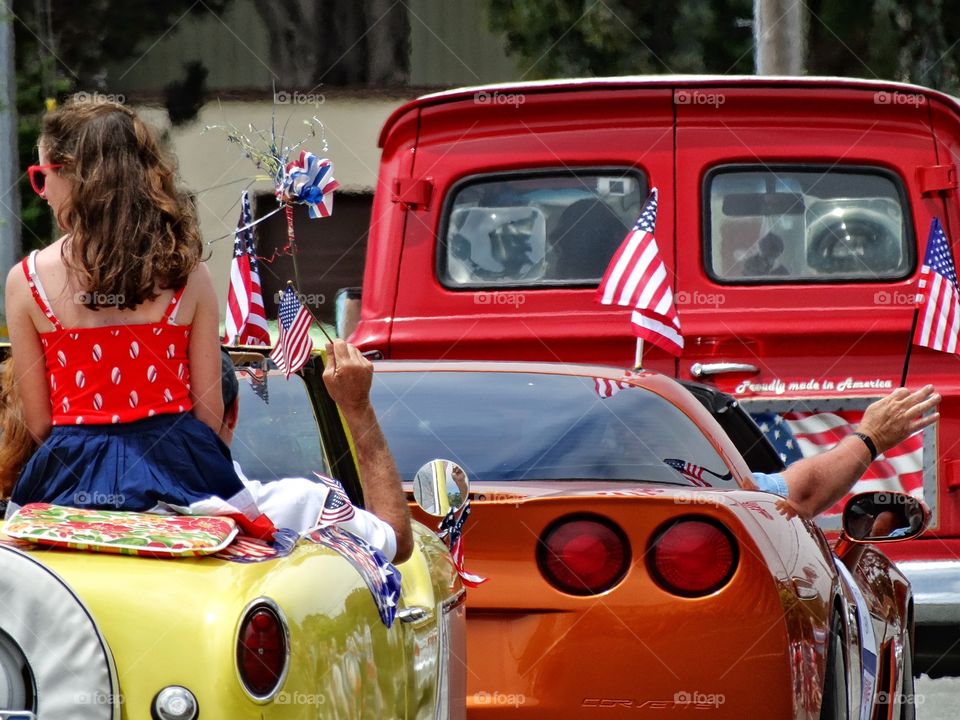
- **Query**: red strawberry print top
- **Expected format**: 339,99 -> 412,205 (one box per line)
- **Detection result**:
22,251 -> 193,426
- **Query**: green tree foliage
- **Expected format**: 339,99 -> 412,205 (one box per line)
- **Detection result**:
487,0 -> 755,78
807,0 -> 959,92
488,0 -> 960,93
11,0 -> 231,250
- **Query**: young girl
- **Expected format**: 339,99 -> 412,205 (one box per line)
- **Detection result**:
5,97 -> 274,537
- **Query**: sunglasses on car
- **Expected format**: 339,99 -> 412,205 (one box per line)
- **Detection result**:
27,164 -> 63,196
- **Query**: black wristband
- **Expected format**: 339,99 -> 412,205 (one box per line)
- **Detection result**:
853,432 -> 878,462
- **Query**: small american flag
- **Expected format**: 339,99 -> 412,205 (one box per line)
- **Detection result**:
663,458 -> 732,486
913,218 -> 960,353
440,504 -> 487,587
753,409 -> 925,516
270,286 -> 314,378
595,188 -> 683,356
224,191 -> 271,346
314,472 -> 348,495
594,377 -> 631,398
214,528 -> 298,563
313,473 -> 356,524
320,489 -> 356,524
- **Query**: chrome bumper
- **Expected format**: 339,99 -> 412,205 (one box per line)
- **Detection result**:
897,560 -> 960,624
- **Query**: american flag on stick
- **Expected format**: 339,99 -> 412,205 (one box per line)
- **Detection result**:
224,191 -> 270,346
440,504 -> 487,587
595,188 -> 683,357
912,218 -> 960,354
270,286 -> 314,378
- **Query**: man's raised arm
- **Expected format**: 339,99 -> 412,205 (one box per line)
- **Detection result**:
323,340 -> 414,562
778,385 -> 940,520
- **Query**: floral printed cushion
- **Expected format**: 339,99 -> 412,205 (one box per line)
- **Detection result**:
3,503 -> 238,557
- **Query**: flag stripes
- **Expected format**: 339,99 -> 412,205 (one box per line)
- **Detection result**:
270,286 -> 314,378
913,218 -> 960,354
594,377 -> 630,398
595,188 -> 683,356
916,271 -> 960,353
224,191 -> 270,346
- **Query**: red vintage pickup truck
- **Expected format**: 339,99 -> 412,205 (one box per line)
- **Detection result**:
344,75 -> 960,672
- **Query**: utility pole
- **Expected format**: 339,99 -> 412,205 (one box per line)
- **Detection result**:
754,0 -> 806,75
0,0 -> 20,326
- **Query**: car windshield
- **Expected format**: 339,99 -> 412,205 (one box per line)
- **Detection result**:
230,369 -> 332,482
371,370 -> 733,485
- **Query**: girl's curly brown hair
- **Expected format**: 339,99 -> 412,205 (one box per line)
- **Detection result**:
0,360 -> 36,499
41,97 -> 203,310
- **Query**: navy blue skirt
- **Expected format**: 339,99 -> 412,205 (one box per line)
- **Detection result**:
9,412 -> 254,516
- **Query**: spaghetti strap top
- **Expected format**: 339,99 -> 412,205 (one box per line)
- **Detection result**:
22,251 -> 193,425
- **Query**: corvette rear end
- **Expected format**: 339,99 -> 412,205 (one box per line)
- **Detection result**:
459,483 -> 832,718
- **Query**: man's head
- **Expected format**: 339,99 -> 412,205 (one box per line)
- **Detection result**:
219,350 -> 240,445
759,232 -> 785,259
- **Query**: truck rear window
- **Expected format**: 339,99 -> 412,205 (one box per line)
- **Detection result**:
440,170 -> 646,287
706,167 -> 913,282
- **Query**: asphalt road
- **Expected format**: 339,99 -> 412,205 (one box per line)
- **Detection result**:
916,675 -> 960,718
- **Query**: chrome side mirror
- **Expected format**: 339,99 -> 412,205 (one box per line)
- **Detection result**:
334,287 -> 362,340
841,491 -> 929,543
413,459 -> 470,517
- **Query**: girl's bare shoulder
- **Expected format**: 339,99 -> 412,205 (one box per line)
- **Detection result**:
32,239 -> 69,278
166,261 -> 215,325
180,261 -> 214,299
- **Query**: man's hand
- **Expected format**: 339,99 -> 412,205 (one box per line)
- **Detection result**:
857,385 -> 941,454
775,497 -> 804,521
323,340 -> 374,415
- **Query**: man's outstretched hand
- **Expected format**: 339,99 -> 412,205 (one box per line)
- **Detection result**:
858,385 -> 941,455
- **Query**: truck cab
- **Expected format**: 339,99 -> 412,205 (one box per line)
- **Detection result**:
348,76 -> 960,671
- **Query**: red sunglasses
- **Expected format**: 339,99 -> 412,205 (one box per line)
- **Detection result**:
27,164 -> 63,196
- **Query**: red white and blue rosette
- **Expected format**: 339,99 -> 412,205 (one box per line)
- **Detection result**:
281,150 -> 339,218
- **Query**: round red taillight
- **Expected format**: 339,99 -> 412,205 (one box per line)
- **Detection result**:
237,604 -> 288,698
537,515 -> 631,596
648,517 -> 738,597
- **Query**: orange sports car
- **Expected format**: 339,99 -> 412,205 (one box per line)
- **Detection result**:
370,360 -> 926,719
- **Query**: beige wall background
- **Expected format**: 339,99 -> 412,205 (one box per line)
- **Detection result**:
101,0 -> 522,315
111,0 -> 519,92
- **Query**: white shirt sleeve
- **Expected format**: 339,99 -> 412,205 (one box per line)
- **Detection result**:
337,510 -> 398,563
235,462 -> 399,561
